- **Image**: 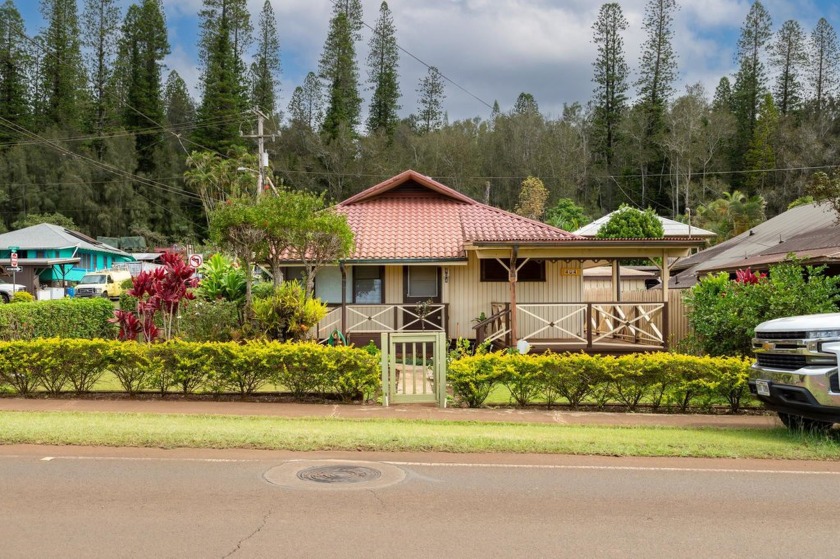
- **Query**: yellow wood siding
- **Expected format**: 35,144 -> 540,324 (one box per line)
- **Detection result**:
384,266 -> 402,304
443,253 -> 582,339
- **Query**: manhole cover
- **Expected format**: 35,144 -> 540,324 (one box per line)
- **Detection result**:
297,465 -> 382,484
264,460 -> 406,490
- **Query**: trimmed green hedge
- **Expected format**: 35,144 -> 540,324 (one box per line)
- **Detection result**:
0,298 -> 116,340
0,339 -> 380,401
448,351 -> 753,411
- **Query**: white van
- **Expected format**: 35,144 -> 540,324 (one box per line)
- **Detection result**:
74,270 -> 133,300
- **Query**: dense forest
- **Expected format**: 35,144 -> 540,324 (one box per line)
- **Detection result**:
0,0 -> 838,244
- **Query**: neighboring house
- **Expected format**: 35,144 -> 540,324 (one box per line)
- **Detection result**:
670,202 -> 838,288
283,170 -> 706,352
0,223 -> 135,294
574,211 -> 717,241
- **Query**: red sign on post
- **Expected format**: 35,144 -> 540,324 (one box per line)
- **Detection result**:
10,252 -> 17,267
188,254 -> 203,268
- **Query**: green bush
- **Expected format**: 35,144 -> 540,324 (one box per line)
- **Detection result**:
107,342 -> 157,395
0,298 -> 116,340
685,260 -> 840,356
447,353 -> 502,408
177,299 -> 242,342
196,253 -> 246,304
251,281 -> 327,341
10,291 -> 34,303
448,351 -> 753,412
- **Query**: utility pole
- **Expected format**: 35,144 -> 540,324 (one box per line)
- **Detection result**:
242,107 -> 276,196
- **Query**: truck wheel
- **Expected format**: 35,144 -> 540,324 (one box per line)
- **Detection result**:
778,412 -> 833,433
0,292 -> 8,304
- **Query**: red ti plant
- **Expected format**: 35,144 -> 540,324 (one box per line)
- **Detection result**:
111,251 -> 199,342
735,267 -> 764,284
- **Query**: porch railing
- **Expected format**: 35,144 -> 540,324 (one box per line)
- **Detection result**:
316,303 -> 448,342
475,301 -> 667,349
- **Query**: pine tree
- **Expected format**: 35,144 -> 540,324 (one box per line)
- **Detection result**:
250,0 -> 281,117
591,2 -> 629,167
366,1 -> 400,136
513,93 -> 539,116
118,0 -> 169,175
744,93 -> 778,193
37,0 -> 88,131
732,1 -> 772,160
808,18 -> 839,115
770,20 -> 807,116
636,0 -> 678,130
416,66 -> 445,133
287,72 -> 323,131
713,76 -> 733,113
319,10 -> 362,138
81,0 -> 120,139
164,70 -> 195,132
194,0 -> 250,152
320,12 -> 362,138
0,0 -> 32,143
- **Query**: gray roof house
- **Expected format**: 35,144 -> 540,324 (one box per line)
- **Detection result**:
670,202 -> 839,288
574,212 -> 717,239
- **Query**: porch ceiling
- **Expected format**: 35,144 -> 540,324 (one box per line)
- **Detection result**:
466,240 -> 704,260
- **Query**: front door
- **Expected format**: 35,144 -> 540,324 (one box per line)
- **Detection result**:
402,266 -> 443,331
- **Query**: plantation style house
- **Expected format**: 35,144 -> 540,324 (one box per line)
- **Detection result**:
283,170 -> 707,352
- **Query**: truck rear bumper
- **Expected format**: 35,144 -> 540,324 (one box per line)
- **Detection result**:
749,365 -> 840,423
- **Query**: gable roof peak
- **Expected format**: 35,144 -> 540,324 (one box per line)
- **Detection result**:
339,169 -> 476,206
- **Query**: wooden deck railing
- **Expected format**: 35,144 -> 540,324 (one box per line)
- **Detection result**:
475,301 -> 667,350
316,303 -> 448,342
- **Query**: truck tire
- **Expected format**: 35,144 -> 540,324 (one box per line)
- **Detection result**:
0,292 -> 8,304
778,412 -> 834,433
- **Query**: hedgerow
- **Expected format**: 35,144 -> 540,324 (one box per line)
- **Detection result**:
0,339 -> 379,401
0,298 -> 115,340
446,350 -> 753,410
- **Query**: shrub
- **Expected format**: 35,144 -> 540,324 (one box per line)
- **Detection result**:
685,260 -> 840,356
447,353 -> 502,408
542,353 -> 611,408
10,291 -> 34,303
149,340 -> 209,395
251,281 -> 327,341
274,342 -> 327,398
499,353 -> 544,406
321,345 -> 380,402
177,299 -> 242,342
196,253 -> 246,304
107,341 -> 156,395
0,298 -> 116,340
58,338 -> 111,393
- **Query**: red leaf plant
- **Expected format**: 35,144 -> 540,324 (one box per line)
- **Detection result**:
735,267 -> 764,285
112,251 -> 199,342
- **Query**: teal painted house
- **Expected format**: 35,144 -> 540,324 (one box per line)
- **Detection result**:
0,224 -> 135,289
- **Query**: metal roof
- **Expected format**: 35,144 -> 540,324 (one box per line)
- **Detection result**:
0,223 -> 133,258
574,211 -> 717,238
671,202 -> 838,287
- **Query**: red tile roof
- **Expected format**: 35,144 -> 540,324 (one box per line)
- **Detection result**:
336,170 -> 580,261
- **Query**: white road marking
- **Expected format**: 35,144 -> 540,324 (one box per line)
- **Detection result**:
384,461 -> 840,476
0,454 -> 836,475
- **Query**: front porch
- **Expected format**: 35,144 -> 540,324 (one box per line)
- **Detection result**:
314,299 -> 667,354
472,301 -> 667,354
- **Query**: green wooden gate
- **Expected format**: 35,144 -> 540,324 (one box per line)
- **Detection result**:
381,331 -> 447,407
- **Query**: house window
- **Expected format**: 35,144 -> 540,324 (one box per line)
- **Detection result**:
79,253 -> 93,270
353,266 -> 383,304
480,259 -> 545,282
407,266 -> 438,298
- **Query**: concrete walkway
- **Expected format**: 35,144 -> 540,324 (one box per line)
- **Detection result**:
0,397 -> 780,429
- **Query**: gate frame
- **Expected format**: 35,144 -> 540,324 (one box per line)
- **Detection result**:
381,331 -> 447,408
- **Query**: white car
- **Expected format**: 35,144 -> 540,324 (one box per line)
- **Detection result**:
0,283 -> 27,303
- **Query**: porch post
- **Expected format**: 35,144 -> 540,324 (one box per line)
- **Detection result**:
509,246 -> 518,344
611,259 -> 621,301
660,250 -> 670,350
340,261 -> 347,334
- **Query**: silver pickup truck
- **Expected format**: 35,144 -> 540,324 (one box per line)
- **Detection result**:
0,282 -> 27,303
750,313 -> 840,431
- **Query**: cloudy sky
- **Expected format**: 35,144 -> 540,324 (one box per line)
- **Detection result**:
17,0 -> 840,123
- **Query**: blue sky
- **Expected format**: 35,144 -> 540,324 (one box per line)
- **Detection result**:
15,1 -> 840,122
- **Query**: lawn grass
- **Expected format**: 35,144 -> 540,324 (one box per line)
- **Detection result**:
1,410 -> 838,460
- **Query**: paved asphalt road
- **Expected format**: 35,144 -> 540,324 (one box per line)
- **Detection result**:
2,446 -> 839,558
